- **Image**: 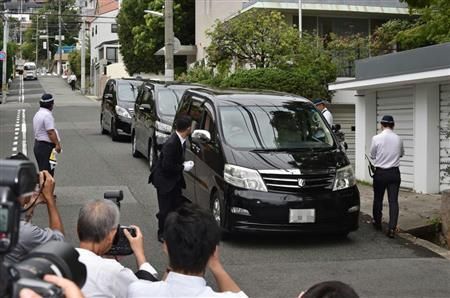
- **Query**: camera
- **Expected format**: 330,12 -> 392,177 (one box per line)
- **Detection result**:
104,190 -> 136,256
0,159 -> 86,297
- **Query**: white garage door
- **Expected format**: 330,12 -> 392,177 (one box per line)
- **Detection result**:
440,83 -> 450,192
331,104 -> 355,166
376,87 -> 414,189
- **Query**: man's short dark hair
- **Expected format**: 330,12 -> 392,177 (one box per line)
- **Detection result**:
175,115 -> 192,132
164,204 -> 221,274
40,101 -> 54,110
381,122 -> 394,129
302,281 -> 359,298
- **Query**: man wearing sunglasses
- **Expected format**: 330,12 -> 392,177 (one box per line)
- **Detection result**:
4,153 -> 64,264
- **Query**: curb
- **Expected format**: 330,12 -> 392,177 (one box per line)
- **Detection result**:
361,212 -> 450,261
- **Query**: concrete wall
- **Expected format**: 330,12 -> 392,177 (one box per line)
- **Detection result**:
195,0 -> 242,61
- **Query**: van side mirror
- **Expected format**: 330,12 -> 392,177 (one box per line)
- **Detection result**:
191,129 -> 211,144
104,93 -> 113,100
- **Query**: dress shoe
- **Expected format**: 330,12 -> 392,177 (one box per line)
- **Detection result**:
387,229 -> 395,238
372,221 -> 382,231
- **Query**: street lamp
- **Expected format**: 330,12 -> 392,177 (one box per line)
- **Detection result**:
144,1 -> 174,82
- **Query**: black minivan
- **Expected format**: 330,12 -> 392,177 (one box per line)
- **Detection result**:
173,88 -> 360,235
100,78 -> 142,141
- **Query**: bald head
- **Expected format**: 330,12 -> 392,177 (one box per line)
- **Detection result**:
77,199 -> 120,243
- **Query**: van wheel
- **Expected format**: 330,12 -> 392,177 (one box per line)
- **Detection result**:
111,118 -> 119,141
210,191 -> 230,236
148,137 -> 156,169
100,115 -> 107,135
132,132 -> 141,158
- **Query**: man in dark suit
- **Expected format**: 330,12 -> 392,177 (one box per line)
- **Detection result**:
149,115 -> 194,242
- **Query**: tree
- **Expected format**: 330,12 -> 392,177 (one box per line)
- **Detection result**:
117,0 -> 195,75
370,19 -> 415,55
206,10 -> 300,68
68,50 -> 90,78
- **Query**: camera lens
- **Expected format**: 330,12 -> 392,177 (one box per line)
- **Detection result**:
10,241 -> 87,288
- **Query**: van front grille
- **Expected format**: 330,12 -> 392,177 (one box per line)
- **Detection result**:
259,169 -> 335,193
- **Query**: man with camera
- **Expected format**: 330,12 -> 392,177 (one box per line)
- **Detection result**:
5,154 -> 64,264
128,204 -> 247,298
76,199 -> 158,298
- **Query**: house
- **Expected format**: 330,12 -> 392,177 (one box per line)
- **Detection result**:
329,42 -> 450,194
195,0 -> 413,167
86,0 -> 125,97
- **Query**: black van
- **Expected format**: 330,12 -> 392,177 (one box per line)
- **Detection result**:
131,81 -> 203,168
100,78 -> 142,141
173,88 -> 360,235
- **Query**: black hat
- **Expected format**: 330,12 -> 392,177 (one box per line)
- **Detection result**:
380,115 -> 394,124
312,98 -> 326,106
40,93 -> 54,103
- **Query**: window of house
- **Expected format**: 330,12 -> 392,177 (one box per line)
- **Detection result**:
98,47 -> 104,60
92,28 -> 94,37
95,25 -> 97,34
106,47 -> 118,63
111,23 -> 118,33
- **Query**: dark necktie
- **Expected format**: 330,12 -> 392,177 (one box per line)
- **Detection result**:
182,141 -> 186,158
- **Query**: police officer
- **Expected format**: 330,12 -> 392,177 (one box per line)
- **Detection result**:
370,115 -> 404,238
313,98 -> 333,127
33,93 -> 62,176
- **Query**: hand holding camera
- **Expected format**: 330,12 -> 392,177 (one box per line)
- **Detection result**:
124,225 -> 146,266
38,171 -> 56,205
183,161 -> 194,172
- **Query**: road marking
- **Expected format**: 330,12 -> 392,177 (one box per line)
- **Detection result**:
22,109 -> 27,155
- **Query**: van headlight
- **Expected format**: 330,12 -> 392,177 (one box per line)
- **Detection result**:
155,121 -> 172,133
224,164 -> 267,192
115,106 -> 131,119
333,165 -> 356,191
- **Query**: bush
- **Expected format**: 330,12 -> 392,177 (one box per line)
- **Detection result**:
220,68 -> 330,99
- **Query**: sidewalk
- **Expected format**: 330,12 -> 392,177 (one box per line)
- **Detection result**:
37,76 -> 97,105
358,182 -> 441,232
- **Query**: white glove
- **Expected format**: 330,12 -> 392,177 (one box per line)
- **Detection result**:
183,161 -> 194,172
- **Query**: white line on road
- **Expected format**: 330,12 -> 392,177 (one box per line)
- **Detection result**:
22,109 -> 27,155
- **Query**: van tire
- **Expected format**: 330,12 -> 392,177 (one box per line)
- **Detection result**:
111,118 -> 119,141
148,137 -> 156,169
210,191 -> 230,239
100,115 -> 107,135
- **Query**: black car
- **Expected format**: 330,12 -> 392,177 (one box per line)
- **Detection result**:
100,79 -> 142,141
173,88 -> 360,236
131,81 -> 202,168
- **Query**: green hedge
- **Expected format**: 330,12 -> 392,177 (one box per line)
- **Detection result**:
220,68 -> 329,100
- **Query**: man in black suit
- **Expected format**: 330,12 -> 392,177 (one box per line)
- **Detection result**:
149,115 -> 194,242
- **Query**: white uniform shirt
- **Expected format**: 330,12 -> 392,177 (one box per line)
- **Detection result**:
322,108 -> 333,126
33,108 -> 55,142
370,128 -> 404,169
128,271 -> 248,298
76,248 -> 158,298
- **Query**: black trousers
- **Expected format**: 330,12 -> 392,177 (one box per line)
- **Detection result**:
156,185 -> 184,236
373,167 -> 401,230
70,80 -> 76,90
33,140 -> 55,176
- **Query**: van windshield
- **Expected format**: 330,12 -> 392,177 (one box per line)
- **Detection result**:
24,65 -> 36,70
219,103 -> 335,150
118,82 -> 140,102
156,89 -> 179,117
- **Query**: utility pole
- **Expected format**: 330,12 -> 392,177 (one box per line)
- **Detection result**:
164,0 -> 174,82
298,0 -> 303,38
58,0 -> 62,75
81,11 -> 86,94
35,15 -> 39,66
2,15 -> 8,104
19,0 -> 23,58
46,16 -> 50,71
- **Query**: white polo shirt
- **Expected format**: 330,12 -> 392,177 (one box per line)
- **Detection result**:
33,107 -> 55,142
76,248 -> 158,298
322,108 -> 333,126
370,128 -> 404,169
128,271 -> 248,298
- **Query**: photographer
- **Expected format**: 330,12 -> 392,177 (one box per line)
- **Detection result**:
76,199 -> 158,298
5,154 -> 64,264
19,275 -> 85,298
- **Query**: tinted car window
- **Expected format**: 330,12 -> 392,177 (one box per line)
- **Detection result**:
189,99 -> 204,130
202,110 -> 216,143
156,89 -> 178,116
219,103 -> 335,150
24,65 -> 36,70
118,82 -> 139,102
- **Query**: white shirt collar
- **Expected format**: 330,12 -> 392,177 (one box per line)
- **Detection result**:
176,131 -> 186,145
166,271 -> 206,288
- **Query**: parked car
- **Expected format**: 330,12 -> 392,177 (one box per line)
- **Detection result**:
23,62 -> 37,80
100,78 -> 142,141
172,88 -> 360,236
131,81 -> 202,168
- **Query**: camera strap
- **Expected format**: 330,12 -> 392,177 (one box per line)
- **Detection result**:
365,154 -> 375,178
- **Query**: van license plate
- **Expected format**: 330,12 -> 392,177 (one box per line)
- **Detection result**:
289,209 -> 315,223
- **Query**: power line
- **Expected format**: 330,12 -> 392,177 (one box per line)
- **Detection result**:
0,11 -> 117,19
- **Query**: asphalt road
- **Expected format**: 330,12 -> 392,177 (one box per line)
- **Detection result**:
1,76 -> 450,297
